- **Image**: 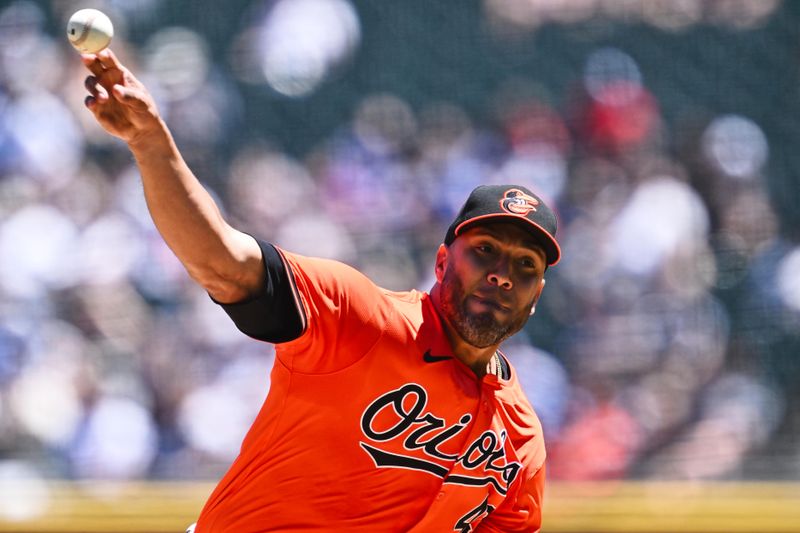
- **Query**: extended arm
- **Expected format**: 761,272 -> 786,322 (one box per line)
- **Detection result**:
82,50 -> 263,303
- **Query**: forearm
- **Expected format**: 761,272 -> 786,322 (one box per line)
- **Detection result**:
80,49 -> 263,302
128,122 -> 262,301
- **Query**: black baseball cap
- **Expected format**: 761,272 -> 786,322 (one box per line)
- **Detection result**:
444,184 -> 561,266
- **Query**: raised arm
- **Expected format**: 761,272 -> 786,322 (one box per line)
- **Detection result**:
81,49 -> 263,303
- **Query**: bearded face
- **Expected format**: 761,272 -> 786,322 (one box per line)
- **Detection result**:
439,258 -> 534,348
435,222 -> 547,350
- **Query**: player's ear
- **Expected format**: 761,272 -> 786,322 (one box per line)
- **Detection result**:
530,278 -> 545,315
434,244 -> 449,283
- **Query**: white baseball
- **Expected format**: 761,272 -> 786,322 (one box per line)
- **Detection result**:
66,9 -> 114,54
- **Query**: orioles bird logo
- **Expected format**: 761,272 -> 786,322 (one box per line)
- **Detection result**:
500,189 -> 539,215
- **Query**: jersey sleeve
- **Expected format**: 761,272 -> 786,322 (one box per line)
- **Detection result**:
217,241 -> 390,373
269,247 -> 391,374
474,463 -> 546,533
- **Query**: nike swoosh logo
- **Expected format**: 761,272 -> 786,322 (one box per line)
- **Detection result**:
423,350 -> 452,363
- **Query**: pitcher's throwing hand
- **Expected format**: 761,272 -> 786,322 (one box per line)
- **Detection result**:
82,49 -> 162,146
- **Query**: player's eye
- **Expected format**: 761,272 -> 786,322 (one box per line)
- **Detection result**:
517,257 -> 542,278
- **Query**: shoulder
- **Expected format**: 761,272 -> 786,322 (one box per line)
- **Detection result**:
277,248 -> 387,307
279,249 -> 369,285
381,288 -> 427,306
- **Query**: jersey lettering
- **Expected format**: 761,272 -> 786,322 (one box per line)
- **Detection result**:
454,494 -> 495,532
360,383 -> 521,495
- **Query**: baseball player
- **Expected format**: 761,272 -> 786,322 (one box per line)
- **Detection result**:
82,49 -> 561,532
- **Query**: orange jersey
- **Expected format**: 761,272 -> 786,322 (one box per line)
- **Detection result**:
196,248 -> 546,532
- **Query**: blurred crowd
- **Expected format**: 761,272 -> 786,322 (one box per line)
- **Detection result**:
0,0 -> 799,510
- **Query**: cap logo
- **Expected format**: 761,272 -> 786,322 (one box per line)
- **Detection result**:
500,188 -> 538,216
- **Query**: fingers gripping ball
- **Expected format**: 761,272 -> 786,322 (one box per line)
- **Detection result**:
67,9 -> 114,54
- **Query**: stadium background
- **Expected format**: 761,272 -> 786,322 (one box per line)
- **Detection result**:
1,0 -> 799,531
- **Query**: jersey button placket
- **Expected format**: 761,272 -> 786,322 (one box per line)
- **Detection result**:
480,380 -> 497,414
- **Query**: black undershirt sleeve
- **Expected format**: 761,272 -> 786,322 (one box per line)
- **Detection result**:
216,240 -> 305,344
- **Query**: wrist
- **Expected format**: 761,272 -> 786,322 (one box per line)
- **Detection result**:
127,118 -> 172,154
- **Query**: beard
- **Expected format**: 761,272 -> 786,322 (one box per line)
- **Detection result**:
439,262 -> 532,349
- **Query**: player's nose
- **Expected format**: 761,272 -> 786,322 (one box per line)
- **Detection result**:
486,258 -> 512,289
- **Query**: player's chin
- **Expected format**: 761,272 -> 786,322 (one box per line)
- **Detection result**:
475,310 -> 529,340
459,314 -> 505,344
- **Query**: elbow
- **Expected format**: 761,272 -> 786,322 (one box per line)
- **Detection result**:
182,232 -> 265,304
185,264 -> 252,304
